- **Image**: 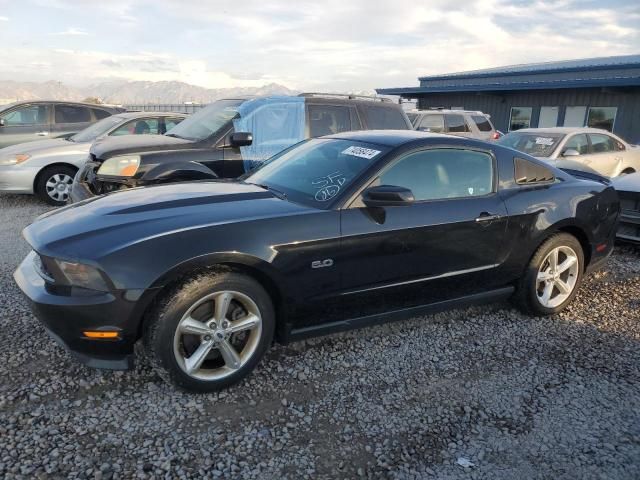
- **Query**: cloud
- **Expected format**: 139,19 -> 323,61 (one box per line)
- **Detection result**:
1,0 -> 638,91
53,27 -> 89,36
0,16 -> 8,21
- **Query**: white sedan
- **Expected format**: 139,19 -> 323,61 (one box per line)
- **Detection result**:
0,112 -> 185,205
498,127 -> 640,178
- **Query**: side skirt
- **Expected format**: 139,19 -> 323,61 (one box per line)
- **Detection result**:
282,286 -> 515,343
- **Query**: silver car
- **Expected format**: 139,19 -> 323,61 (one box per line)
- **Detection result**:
409,109 -> 499,141
0,112 -> 186,205
498,127 -> 640,178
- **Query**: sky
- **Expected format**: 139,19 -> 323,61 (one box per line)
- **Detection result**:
0,0 -> 638,91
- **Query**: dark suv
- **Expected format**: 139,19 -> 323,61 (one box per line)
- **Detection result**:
0,101 -> 125,148
70,94 -> 411,201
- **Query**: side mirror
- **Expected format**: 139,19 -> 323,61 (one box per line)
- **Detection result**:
229,132 -> 253,148
362,185 -> 415,207
562,148 -> 580,157
0,118 -> 5,127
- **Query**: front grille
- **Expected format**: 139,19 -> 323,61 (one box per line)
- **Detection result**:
617,191 -> 640,242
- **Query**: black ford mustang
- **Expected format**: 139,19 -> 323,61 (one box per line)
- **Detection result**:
15,131 -> 619,392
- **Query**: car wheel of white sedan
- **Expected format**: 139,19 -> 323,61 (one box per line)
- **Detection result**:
35,165 -> 77,206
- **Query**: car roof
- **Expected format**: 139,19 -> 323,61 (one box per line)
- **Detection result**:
114,111 -> 188,119
323,129 -> 451,147
219,93 -> 398,107
0,100 -> 122,111
511,127 -> 613,135
410,109 -> 488,116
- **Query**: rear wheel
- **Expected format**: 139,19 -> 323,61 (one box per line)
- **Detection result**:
143,271 -> 275,392
513,233 -> 584,315
35,165 -> 77,205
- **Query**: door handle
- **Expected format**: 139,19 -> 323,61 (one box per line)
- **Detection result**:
475,212 -> 502,223
36,131 -> 49,136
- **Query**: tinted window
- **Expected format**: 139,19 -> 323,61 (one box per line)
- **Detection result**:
1,104 -> 49,125
563,134 -> 589,155
417,114 -> 444,133
498,132 -> 564,158
379,149 -> 493,201
246,138 -> 390,209
361,106 -> 407,129
55,105 -> 91,124
589,134 -> 616,153
167,99 -> 243,141
445,114 -> 470,133
164,117 -> 184,131
514,157 -> 555,185
308,105 -> 351,137
111,118 -> 159,136
509,107 -> 532,131
471,115 -> 493,132
92,108 -> 111,120
587,107 -> 617,132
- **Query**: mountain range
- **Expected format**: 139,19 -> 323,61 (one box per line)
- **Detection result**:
0,80 -> 302,105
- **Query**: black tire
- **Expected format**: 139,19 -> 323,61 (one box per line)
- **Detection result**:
143,270 -> 275,392
513,233 -> 584,315
35,165 -> 77,206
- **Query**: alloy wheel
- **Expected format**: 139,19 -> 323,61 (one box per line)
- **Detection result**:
536,246 -> 579,308
45,173 -> 73,202
173,290 -> 262,380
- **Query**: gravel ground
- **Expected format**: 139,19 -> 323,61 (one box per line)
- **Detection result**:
1,193 -> 639,479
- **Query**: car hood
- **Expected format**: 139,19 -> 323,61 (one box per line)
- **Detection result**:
0,138 -> 88,157
23,181 -> 314,261
612,172 -> 640,192
90,134 -> 193,160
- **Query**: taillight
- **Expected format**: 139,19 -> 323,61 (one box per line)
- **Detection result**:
492,132 -> 501,140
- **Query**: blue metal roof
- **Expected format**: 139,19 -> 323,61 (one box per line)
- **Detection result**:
417,54 -> 640,81
377,54 -> 640,96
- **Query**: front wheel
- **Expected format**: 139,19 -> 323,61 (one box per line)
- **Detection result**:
143,271 -> 275,392
35,165 -> 77,206
513,233 -> 584,315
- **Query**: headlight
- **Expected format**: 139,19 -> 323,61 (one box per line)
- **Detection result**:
97,155 -> 140,177
55,259 -> 109,291
0,154 -> 30,166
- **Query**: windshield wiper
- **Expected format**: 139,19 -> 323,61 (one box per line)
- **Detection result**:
253,183 -> 287,200
165,133 -> 183,139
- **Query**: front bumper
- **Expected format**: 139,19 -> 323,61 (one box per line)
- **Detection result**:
0,165 -> 40,193
13,251 -> 142,370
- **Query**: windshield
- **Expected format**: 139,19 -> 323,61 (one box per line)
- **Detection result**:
245,138 -> 389,209
498,132 -> 565,157
165,99 -> 244,141
69,116 -> 123,143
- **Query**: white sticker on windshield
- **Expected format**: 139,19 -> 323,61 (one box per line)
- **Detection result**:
341,146 -> 381,160
312,171 -> 346,202
535,137 -> 555,146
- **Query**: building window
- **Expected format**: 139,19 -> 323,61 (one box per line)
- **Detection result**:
509,107 -> 532,131
563,106 -> 587,127
587,107 -> 617,132
538,106 -> 559,128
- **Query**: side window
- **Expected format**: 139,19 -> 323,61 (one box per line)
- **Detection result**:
378,149 -> 493,201
471,115 -> 493,132
445,114 -> 470,133
589,134 -> 615,154
514,157 -> 555,185
563,134 -> 589,155
1,104 -> 49,125
110,119 -> 159,136
308,105 -> 351,137
92,108 -> 111,120
361,106 -> 407,129
165,117 -> 184,131
417,114 -> 444,132
509,107 -> 532,131
54,105 -> 91,124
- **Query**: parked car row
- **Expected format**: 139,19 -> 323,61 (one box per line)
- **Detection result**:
2,93 -> 635,392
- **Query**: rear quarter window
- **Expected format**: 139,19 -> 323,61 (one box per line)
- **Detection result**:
514,157 -> 555,185
471,115 -> 493,132
361,106 -> 408,129
92,109 -> 111,120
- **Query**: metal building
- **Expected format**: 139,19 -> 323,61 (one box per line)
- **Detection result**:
377,54 -> 640,143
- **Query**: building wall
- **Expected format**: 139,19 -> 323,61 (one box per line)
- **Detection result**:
415,87 -> 640,142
